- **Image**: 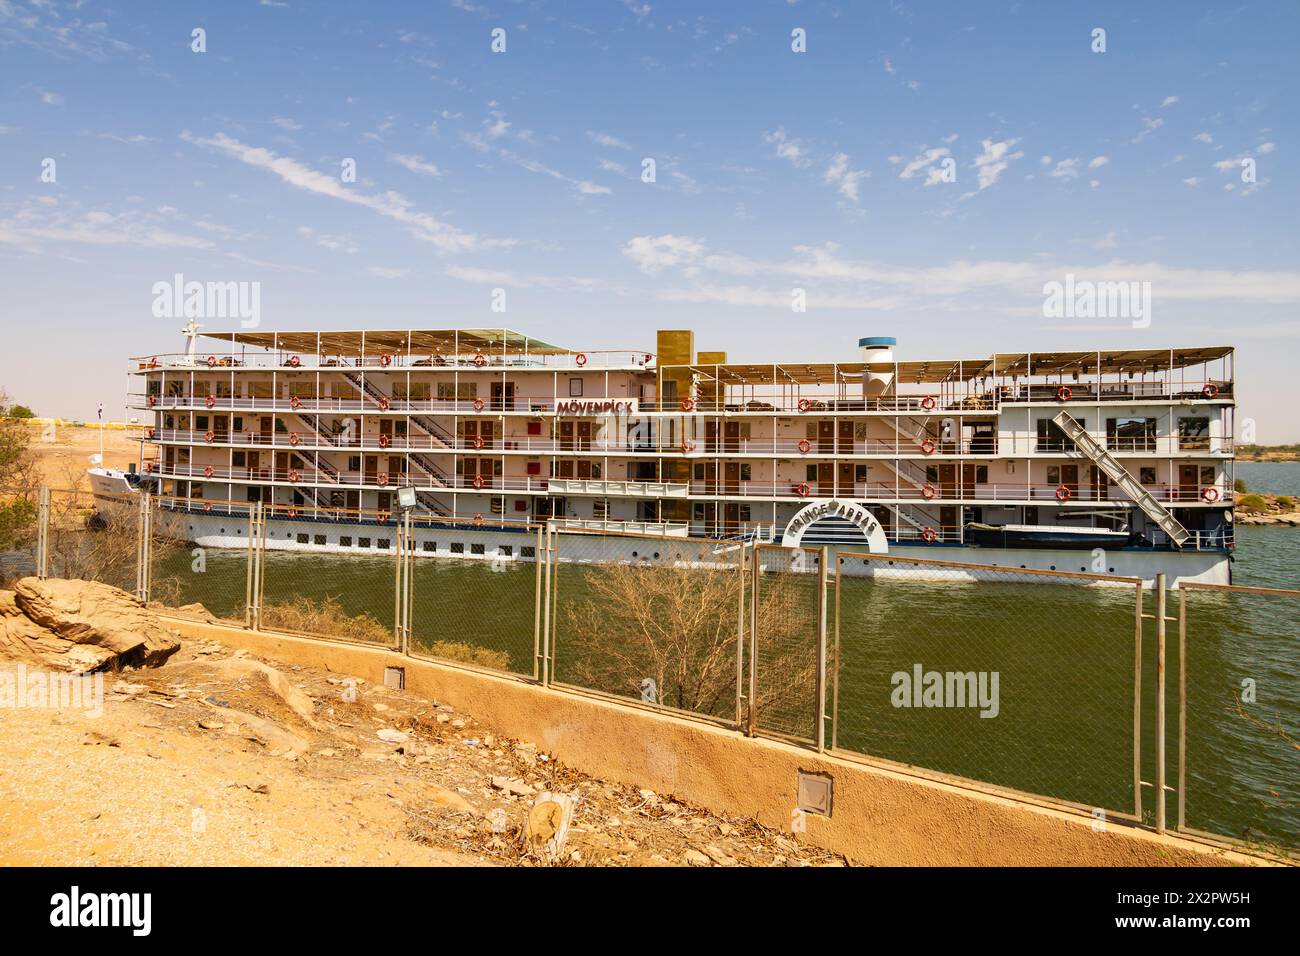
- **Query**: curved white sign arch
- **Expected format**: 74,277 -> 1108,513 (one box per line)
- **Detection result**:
783,499 -> 889,553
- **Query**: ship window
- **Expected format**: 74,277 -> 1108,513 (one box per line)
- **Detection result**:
855,465 -> 868,482
349,456 -> 361,470
1140,467 -> 1157,484
314,534 -> 326,545
1036,418 -> 1082,452
1178,417 -> 1210,450
1200,466 -> 1215,484
1106,417 -> 1157,452
521,546 -> 535,558
569,378 -> 583,397
471,543 -> 485,555
233,417 -> 243,431
196,415 -> 209,430
232,451 -> 246,466
740,464 -> 752,481
423,541 -> 435,552
974,465 -> 989,483
358,537 -> 371,548
593,498 -> 610,519
499,545 -> 513,557
451,542 -> 464,553
340,536 -> 353,547
296,533 -> 308,544
377,539 -> 390,549
806,465 -> 817,481
1047,466 -> 1060,484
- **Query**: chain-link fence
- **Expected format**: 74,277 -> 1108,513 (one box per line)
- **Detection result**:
1177,583 -> 1300,856
405,521 -> 543,676
749,544 -> 825,745
549,529 -> 748,724
831,551 -> 1143,821
15,482 -> 1297,855
0,485 -> 40,588
148,494 -> 254,626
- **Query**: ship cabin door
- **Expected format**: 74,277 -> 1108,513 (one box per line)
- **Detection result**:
724,421 -> 741,453
558,421 -> 574,451
1091,465 -> 1107,501
490,381 -> 515,411
837,420 -> 854,453
378,419 -> 394,448
696,461 -> 718,494
960,463 -> 978,498
817,462 -> 834,496
937,463 -> 958,498
722,503 -> 742,535
464,419 -> 494,450
259,416 -> 273,444
940,506 -> 958,540
1178,465 -> 1199,502
817,420 -> 834,453
364,455 -> 378,483
575,421 -> 593,451
212,414 -> 229,442
723,462 -> 740,495
246,450 -> 259,478
1059,464 -> 1080,497
705,420 -> 719,453
837,463 -> 855,496
275,451 -> 290,481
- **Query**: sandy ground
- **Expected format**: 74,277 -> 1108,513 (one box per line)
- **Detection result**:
0,633 -> 843,867
25,423 -> 140,492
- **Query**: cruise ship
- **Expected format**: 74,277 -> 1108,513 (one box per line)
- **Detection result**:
91,322 -> 1237,585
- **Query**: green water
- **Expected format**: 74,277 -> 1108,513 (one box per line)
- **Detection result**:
156,523 -> 1299,850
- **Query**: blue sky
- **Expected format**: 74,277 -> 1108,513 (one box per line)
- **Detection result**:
2,0 -> 1298,438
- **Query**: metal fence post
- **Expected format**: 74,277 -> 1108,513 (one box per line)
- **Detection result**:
533,525 -> 543,681
36,486 -> 50,580
244,503 -> 256,629
735,541 -> 748,728
1133,579 -> 1144,821
1177,584 -> 1187,832
816,546 -> 829,752
541,523 -> 553,686
1155,572 -> 1167,833
746,544 -> 760,737
831,553 -> 842,752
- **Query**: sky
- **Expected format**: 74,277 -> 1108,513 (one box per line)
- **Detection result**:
1,0 -> 1297,439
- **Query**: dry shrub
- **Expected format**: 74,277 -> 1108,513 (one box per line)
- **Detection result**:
424,640 -> 510,671
260,594 -> 391,644
559,557 -> 816,722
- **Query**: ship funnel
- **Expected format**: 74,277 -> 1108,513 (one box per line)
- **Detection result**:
860,336 -> 896,397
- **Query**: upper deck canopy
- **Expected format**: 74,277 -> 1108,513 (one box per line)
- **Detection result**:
669,347 -> 1233,385
198,328 -> 571,356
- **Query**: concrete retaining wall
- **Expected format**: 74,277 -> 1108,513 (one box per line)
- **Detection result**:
165,616 -> 1271,867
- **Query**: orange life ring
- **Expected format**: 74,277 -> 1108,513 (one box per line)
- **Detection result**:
379,353 -> 392,367
797,438 -> 812,454
204,430 -> 215,443
205,394 -> 216,408
1202,486 -> 1220,502
289,433 -> 300,446
203,502 -> 213,512
643,353 -> 654,365
1057,386 -> 1072,402
575,352 -> 588,367
148,395 -> 157,406
921,483 -> 937,500
288,469 -> 301,482
148,356 -> 159,368
377,396 -> 390,411
1202,383 -> 1219,399
473,434 -> 484,449
473,397 -> 485,412
921,527 -> 938,543
146,427 -> 156,439
378,472 -> 389,487
473,513 -> 484,526
472,474 -> 485,490
378,433 -> 391,448
794,482 -> 810,498
921,395 -> 937,411
287,508 -> 298,519
203,465 -> 214,478
473,353 -> 487,367
920,438 -> 937,455
287,354 -> 301,368
680,398 -> 695,412
206,355 -> 217,368
290,395 -> 302,409
680,440 -> 695,454
1056,485 -> 1072,502
798,398 -> 812,413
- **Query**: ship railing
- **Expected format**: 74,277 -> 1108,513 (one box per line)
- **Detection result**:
643,394 -> 997,415
132,349 -> 656,372
996,380 -> 1233,403
130,393 -> 644,416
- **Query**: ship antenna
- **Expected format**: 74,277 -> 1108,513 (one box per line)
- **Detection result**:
182,318 -> 203,361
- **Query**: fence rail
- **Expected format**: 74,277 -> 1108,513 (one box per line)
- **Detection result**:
8,482 -> 1294,858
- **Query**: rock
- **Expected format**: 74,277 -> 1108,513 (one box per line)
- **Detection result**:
491,776 -> 537,798
0,590 -> 117,673
699,843 -> 738,866
426,784 -> 476,815
197,719 -> 225,730
436,714 -> 450,724
207,658 -> 320,728
11,578 -> 180,669
684,848 -> 712,867
376,728 -> 409,744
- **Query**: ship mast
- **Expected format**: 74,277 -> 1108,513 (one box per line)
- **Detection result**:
182,318 -> 202,363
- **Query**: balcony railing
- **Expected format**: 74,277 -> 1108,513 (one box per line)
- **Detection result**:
133,349 -> 657,372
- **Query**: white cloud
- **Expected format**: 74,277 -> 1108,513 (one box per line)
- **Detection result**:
1088,155 -> 1109,168
586,130 -> 631,150
898,146 -> 950,181
623,234 -> 707,274
390,153 -> 442,177
367,266 -> 409,279
1161,95 -> 1180,107
763,128 -> 811,168
39,89 -> 64,106
824,152 -> 867,201
1183,177 -> 1202,186
1048,158 -> 1080,180
972,138 -> 1023,190
1194,132 -> 1214,144
181,131 -> 504,254
271,116 -> 303,131
1132,117 -> 1164,143
1257,142 -> 1275,154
